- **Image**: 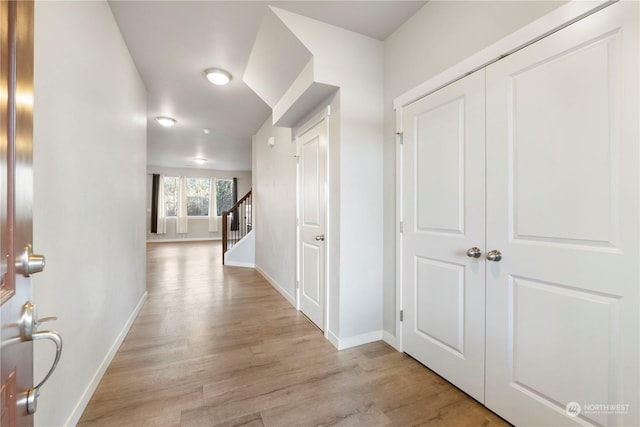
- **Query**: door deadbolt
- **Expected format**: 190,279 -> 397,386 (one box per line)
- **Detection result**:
16,244 -> 45,277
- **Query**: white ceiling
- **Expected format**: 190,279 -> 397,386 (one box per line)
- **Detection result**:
108,1 -> 427,171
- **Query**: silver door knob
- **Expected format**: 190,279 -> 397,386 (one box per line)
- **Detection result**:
16,244 -> 45,276
486,250 -> 502,262
315,235 -> 325,241
466,247 -> 482,258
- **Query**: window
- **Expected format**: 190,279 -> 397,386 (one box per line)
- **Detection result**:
186,177 -> 210,217
161,176 -> 236,218
216,178 -> 234,216
163,176 -> 178,217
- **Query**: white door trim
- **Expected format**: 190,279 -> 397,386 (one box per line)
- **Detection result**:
294,106 -> 330,335
394,107 -> 403,351
394,0 -> 613,352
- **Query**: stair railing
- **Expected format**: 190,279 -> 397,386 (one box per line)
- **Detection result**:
222,189 -> 252,264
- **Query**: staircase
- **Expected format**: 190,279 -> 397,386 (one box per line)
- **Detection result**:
222,189 -> 252,264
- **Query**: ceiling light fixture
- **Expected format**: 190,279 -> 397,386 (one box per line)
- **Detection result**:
194,158 -> 207,164
204,68 -> 232,86
203,128 -> 211,134
155,116 -> 176,127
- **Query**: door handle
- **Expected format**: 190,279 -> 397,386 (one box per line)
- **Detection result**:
21,302 -> 62,414
315,235 -> 325,241
486,250 -> 502,262
27,330 -> 62,414
466,247 -> 482,258
16,244 -> 45,276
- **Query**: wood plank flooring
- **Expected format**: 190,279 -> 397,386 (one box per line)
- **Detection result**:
78,241 -> 508,427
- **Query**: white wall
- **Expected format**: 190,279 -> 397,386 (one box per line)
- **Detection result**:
33,2 -> 147,425
146,166 -> 251,242
382,1 -> 568,339
224,230 -> 255,268
252,119 -> 297,304
265,10 -> 385,346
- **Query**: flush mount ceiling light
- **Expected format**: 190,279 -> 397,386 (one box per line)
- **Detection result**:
203,128 -> 211,134
204,68 -> 232,86
155,116 -> 176,127
194,158 -> 208,164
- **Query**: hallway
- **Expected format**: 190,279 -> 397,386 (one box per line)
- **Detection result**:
77,242 -> 507,426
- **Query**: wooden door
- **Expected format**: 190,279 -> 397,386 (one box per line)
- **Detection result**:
485,2 -> 639,425
401,70 -> 486,402
297,118 -> 327,331
1,0 -> 36,425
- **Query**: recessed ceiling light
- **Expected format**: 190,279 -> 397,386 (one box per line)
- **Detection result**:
194,158 -> 207,164
155,116 -> 176,127
204,68 -> 232,86
203,128 -> 211,134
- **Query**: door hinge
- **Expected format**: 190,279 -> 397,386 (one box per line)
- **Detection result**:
399,221 -> 404,233
296,280 -> 299,289
400,310 -> 404,322
396,131 -> 403,144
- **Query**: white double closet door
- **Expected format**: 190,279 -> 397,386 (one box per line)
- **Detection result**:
401,2 -> 638,426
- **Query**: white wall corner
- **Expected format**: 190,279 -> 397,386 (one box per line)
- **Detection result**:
383,330 -> 399,351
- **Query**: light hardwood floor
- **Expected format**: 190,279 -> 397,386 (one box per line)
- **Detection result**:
78,242 -> 508,427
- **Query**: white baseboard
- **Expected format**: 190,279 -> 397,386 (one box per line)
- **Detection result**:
327,329 -> 340,349
64,291 -> 148,427
225,260 -> 255,268
146,237 -> 221,243
326,329 -> 384,351
383,330 -> 399,351
255,265 -> 296,308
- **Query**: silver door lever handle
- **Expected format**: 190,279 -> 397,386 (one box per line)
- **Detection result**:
315,235 -> 325,241
27,330 -> 62,414
21,301 -> 63,415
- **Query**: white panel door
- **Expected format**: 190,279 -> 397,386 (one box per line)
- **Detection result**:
485,2 -> 639,425
298,119 -> 327,331
401,70 -> 486,402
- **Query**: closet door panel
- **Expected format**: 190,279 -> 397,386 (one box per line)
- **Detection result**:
485,2 -> 639,425
401,70 -> 486,402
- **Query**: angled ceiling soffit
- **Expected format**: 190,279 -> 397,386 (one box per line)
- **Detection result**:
269,7 -> 382,86
243,8 -> 312,108
245,6 -> 382,127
